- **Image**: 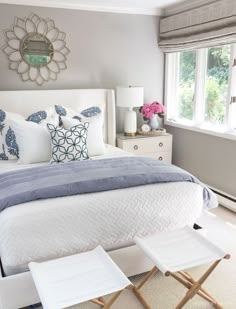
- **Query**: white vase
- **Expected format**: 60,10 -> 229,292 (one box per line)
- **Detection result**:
148,114 -> 159,130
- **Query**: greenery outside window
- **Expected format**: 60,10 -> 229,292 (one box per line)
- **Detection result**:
205,46 -> 230,126
177,50 -> 196,121
165,44 -> 236,140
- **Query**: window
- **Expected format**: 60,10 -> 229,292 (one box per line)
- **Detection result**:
205,46 -> 230,126
165,44 -> 236,140
177,50 -> 196,121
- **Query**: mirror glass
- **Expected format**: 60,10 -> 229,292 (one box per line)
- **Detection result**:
21,33 -> 53,66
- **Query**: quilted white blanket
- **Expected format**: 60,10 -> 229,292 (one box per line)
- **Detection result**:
0,146 -> 206,276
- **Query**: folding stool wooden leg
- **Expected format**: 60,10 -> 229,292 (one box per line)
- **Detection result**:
88,289 -> 125,309
132,266 -> 158,309
178,271 -> 223,308
133,287 -> 151,309
169,259 -> 224,309
136,266 -> 158,290
89,284 -> 150,309
91,298 -> 106,306
103,284 -> 150,309
103,289 -> 124,309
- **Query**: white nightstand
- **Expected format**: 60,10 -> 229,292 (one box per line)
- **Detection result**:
117,133 -> 172,163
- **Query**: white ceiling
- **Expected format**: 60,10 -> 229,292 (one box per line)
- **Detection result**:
0,0 -> 189,15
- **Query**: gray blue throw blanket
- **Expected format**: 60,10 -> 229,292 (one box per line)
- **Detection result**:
0,157 -> 217,212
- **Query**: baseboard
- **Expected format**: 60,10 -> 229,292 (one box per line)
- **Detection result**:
208,185 -> 236,213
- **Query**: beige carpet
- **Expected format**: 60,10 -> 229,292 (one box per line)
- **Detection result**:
35,207 -> 236,309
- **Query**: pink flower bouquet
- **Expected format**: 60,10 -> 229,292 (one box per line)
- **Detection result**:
139,101 -> 166,120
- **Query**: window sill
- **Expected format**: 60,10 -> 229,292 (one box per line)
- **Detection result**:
165,120 -> 236,141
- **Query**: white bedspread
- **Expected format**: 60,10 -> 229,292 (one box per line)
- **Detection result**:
0,146 -> 204,276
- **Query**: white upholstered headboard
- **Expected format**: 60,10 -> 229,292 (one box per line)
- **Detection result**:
0,89 -> 116,146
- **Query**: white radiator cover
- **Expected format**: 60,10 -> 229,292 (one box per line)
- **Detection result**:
209,186 -> 236,213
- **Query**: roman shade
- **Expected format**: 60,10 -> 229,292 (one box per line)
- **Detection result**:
159,0 -> 236,52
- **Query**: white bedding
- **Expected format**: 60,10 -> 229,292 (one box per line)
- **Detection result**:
0,145 -> 204,276
0,144 -> 130,172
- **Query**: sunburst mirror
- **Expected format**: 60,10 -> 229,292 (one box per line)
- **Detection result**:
2,14 -> 70,85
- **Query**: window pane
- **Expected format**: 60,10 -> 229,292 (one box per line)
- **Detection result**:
205,46 -> 230,125
177,50 -> 196,120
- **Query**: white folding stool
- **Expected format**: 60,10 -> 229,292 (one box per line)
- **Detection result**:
29,246 -> 148,309
134,226 -> 230,309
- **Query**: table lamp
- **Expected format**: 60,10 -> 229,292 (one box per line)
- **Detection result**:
116,86 -> 144,136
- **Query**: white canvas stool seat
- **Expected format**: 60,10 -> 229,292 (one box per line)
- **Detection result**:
29,246 -> 147,309
134,226 -> 230,309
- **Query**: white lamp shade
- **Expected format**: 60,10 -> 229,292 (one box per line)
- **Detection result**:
116,86 -> 144,108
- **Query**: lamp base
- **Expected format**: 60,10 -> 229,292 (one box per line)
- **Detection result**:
124,132 -> 137,137
124,108 -> 137,136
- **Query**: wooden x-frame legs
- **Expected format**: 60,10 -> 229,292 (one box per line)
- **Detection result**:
169,259 -> 224,309
63,289 -> 126,309
133,266 -> 158,309
89,284 -> 150,309
89,288 -> 128,309
133,257 -> 228,309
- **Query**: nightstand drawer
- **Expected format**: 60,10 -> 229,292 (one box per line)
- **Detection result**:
141,151 -> 172,163
121,136 -> 172,154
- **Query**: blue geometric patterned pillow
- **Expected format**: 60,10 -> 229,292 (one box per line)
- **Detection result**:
47,123 -> 90,164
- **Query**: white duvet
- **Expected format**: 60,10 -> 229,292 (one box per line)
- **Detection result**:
0,145 -> 204,276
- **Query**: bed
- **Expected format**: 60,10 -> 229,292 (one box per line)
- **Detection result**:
0,89 -> 217,309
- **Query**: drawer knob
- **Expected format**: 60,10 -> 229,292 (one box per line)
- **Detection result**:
134,145 -> 138,150
159,142 -> 163,147
158,156 -> 163,161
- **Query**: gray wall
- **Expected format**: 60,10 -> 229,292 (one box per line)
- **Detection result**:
2,4 -> 233,198
0,4 -> 164,132
166,126 -> 236,197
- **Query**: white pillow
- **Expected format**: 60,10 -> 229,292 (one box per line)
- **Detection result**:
11,116 -> 58,164
0,107 -> 57,160
0,110 -> 24,160
61,114 -> 105,156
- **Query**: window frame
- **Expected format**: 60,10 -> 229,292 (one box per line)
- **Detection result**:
164,44 -> 236,141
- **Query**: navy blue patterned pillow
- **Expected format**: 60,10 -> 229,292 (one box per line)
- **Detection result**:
26,111 -> 47,124
0,110 -> 6,137
55,105 -> 101,121
72,115 -> 82,121
55,105 -> 67,116
5,127 -> 19,158
0,110 -> 6,122
81,106 -> 101,117
55,105 -> 81,119
0,145 -> 8,160
0,109 -> 23,160
55,105 -> 82,126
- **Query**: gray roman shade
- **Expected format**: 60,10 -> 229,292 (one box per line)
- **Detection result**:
159,0 -> 236,52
